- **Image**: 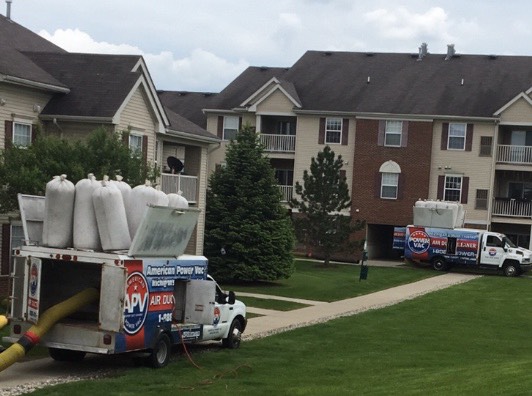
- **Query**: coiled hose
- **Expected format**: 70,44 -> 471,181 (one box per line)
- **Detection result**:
0,288 -> 99,373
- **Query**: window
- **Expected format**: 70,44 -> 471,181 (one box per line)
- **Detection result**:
381,172 -> 399,199
384,120 -> 402,147
325,118 -> 342,144
479,136 -> 492,156
448,123 -> 466,150
13,122 -> 32,147
277,121 -> 295,135
129,134 -> 143,155
11,224 -> 24,250
444,175 -> 462,201
475,189 -> 489,210
223,116 -> 239,141
275,169 -> 294,186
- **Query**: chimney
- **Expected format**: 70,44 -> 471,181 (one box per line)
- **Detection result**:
445,44 -> 456,60
6,0 -> 12,20
417,42 -> 428,61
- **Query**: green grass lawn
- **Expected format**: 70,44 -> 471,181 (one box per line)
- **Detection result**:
223,260 -> 436,302
27,275 -> 532,395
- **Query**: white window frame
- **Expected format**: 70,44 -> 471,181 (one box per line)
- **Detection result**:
384,120 -> 402,147
223,116 -> 239,141
129,133 -> 143,155
448,123 -> 466,150
325,118 -> 342,144
444,175 -> 463,202
381,172 -> 399,199
13,121 -> 32,147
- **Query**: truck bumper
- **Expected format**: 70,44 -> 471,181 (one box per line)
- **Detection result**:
519,263 -> 532,272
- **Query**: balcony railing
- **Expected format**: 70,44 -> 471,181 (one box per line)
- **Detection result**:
497,145 -> 532,165
160,174 -> 197,203
260,134 -> 296,153
492,198 -> 532,218
279,185 -> 293,202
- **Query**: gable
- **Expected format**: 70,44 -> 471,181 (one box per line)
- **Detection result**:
255,88 -> 297,114
498,95 -> 532,124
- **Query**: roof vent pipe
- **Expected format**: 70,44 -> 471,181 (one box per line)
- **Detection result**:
417,42 -> 428,61
445,44 -> 456,60
5,0 -> 11,20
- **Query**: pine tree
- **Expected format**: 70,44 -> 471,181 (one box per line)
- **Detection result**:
204,125 -> 295,281
290,145 -> 364,266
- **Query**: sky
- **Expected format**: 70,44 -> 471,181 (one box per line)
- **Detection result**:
6,0 -> 532,92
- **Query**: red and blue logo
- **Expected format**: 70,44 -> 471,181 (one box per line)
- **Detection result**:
124,271 -> 149,335
29,263 -> 39,297
408,230 -> 431,254
488,248 -> 497,257
213,306 -> 221,326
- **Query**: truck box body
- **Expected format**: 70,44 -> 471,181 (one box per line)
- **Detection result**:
3,195 -> 246,365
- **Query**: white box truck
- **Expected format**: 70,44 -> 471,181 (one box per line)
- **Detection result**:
393,226 -> 532,277
2,196 -> 246,369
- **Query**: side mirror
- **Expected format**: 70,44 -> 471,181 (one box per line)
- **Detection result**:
228,291 -> 236,305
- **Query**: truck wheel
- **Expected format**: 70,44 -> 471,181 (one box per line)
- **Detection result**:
503,263 -> 520,277
222,319 -> 242,349
147,333 -> 171,368
432,258 -> 447,272
49,347 -> 86,362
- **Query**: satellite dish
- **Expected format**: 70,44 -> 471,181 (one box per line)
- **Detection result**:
167,156 -> 184,173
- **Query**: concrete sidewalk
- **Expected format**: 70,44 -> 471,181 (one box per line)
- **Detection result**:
242,272 -> 480,340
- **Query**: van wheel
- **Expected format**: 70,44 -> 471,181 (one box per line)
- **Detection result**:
222,319 -> 242,349
503,263 -> 519,277
49,348 -> 86,362
432,258 -> 447,271
148,333 -> 171,368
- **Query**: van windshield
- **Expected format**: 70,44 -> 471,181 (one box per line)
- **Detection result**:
504,237 -> 517,248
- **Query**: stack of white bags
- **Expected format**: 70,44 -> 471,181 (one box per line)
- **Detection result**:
42,174 -> 189,251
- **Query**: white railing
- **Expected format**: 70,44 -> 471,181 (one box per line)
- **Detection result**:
497,145 -> 532,164
279,185 -> 293,202
260,134 -> 296,152
492,198 -> 532,218
160,174 -> 197,203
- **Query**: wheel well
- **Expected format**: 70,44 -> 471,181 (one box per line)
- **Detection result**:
503,259 -> 520,269
235,315 -> 247,332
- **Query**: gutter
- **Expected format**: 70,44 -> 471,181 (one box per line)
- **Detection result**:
0,75 -> 70,93
39,115 -> 114,123
164,128 -> 220,144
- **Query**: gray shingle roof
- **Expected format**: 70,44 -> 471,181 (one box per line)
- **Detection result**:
0,15 -> 66,53
164,106 -> 219,141
214,51 -> 532,118
158,91 -> 217,128
23,52 -> 141,118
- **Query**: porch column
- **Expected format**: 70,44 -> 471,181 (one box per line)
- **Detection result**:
529,225 -> 532,251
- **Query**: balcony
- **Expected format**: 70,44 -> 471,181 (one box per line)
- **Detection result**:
260,134 -> 295,153
492,198 -> 532,218
160,174 -> 197,204
497,145 -> 532,165
278,185 -> 293,202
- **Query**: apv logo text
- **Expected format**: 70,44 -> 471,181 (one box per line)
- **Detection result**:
124,271 -> 149,335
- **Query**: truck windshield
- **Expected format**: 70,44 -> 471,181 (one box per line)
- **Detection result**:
503,237 -> 517,248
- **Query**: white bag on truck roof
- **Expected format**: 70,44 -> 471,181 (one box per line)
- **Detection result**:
109,175 -> 131,210
127,180 -> 160,239
93,178 -> 131,251
167,192 -> 189,209
42,174 -> 75,248
73,173 -> 101,250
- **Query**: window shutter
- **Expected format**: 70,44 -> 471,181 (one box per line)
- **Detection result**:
217,116 -> 224,138
465,124 -> 474,151
398,173 -> 405,199
341,119 -> 349,145
122,131 -> 129,146
339,169 -> 346,181
4,121 -> 13,148
441,123 -> 449,150
461,177 -> 469,204
1,224 -> 11,275
401,121 -> 409,147
31,124 -> 38,144
238,117 -> 243,131
377,120 -> 385,146
437,175 -> 445,200
375,172 -> 381,198
318,118 -> 325,144
142,135 -> 148,163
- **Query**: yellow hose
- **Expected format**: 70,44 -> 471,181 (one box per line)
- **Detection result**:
0,288 -> 99,373
0,315 -> 8,330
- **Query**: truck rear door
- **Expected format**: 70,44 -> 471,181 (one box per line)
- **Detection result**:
479,234 -> 505,267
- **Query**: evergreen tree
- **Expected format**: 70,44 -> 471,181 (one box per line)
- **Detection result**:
290,145 -> 364,266
204,125 -> 295,281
